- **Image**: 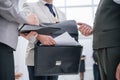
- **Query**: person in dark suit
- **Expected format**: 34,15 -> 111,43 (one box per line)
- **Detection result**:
78,0 -> 120,80
93,51 -> 101,80
0,0 -> 39,80
79,55 -> 86,80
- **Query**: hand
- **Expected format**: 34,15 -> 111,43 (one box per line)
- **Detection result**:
15,72 -> 23,79
116,63 -> 120,80
27,13 -> 39,26
78,22 -> 93,36
81,55 -> 86,60
37,34 -> 56,46
81,57 -> 86,60
20,31 -> 38,40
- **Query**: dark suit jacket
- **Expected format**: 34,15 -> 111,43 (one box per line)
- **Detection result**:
93,0 -> 120,49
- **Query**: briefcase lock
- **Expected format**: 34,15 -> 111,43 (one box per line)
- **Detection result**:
55,61 -> 61,66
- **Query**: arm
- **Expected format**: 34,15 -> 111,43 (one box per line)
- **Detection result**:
21,32 -> 56,45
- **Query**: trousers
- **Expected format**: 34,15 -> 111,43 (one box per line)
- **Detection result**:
0,43 -> 14,80
95,47 -> 120,80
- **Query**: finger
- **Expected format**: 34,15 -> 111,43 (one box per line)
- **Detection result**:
46,41 -> 54,46
79,25 -> 87,33
80,26 -> 89,34
42,40 -> 55,46
79,26 -> 84,32
48,42 -> 54,45
81,25 -> 92,36
79,25 -> 85,29
51,40 -> 56,45
43,42 -> 49,45
48,37 -> 56,45
84,28 -> 93,35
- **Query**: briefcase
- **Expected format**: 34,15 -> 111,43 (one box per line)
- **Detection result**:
34,20 -> 83,76
34,44 -> 83,76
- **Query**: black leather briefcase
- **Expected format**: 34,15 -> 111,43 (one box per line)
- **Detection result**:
34,45 -> 82,76
34,20 -> 83,76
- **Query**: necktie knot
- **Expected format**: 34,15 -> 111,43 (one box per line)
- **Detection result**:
45,3 -> 56,17
45,3 -> 53,8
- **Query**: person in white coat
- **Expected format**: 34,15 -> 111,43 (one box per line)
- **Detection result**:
22,0 -> 66,80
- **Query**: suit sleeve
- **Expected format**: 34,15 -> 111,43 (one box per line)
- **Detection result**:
113,0 -> 120,4
0,0 -> 27,24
